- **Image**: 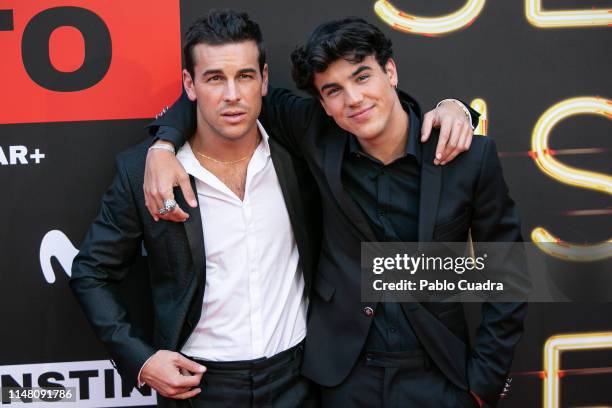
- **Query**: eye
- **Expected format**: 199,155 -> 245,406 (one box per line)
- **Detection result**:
207,75 -> 222,82
239,73 -> 254,79
326,87 -> 341,96
357,74 -> 370,82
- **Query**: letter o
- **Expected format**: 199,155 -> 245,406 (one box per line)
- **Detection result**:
22,6 -> 112,92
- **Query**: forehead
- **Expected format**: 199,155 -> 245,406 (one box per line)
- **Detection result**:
191,40 -> 259,71
313,54 -> 379,85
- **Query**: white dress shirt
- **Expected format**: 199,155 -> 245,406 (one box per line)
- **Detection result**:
177,121 -> 307,361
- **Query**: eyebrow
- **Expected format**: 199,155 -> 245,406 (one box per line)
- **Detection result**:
202,68 -> 258,77
319,65 -> 373,93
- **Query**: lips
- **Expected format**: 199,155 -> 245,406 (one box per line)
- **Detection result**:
221,111 -> 246,124
348,105 -> 375,122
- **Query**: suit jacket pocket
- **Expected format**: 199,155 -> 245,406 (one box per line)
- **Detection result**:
437,305 -> 467,339
314,275 -> 336,302
433,208 -> 471,241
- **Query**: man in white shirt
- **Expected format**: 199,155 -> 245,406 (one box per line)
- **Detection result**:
71,11 -> 319,408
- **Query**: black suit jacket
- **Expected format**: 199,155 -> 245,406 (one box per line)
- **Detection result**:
70,135 -> 322,391
150,88 -> 527,406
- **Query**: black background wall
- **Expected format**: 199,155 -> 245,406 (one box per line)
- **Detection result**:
1,1 -> 610,407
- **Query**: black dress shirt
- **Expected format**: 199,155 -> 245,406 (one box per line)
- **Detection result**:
342,103 -> 423,352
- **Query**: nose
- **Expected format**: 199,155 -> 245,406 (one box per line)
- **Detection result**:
223,80 -> 240,103
344,86 -> 363,107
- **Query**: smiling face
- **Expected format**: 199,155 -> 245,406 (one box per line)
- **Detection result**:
313,55 -> 402,143
183,40 -> 268,143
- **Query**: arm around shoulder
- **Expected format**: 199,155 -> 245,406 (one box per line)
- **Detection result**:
260,86 -> 319,155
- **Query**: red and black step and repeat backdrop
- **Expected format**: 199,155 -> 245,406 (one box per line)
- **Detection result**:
1,1 -> 610,407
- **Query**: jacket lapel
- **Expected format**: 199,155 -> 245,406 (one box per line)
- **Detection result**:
418,137 -> 442,242
175,176 -> 206,336
269,138 -> 305,228
268,139 -> 310,275
324,131 -> 377,241
412,133 -> 469,389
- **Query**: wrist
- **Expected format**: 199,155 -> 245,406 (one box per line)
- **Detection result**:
137,352 -> 157,388
148,142 -> 175,155
436,99 -> 474,130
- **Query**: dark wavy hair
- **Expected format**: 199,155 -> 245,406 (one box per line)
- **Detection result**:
291,17 -> 393,97
184,9 -> 266,78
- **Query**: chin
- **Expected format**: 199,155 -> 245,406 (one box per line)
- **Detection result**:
219,125 -> 253,141
352,124 -> 384,141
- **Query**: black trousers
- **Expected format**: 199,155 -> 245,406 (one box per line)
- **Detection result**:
158,342 -> 319,408
319,349 -> 478,408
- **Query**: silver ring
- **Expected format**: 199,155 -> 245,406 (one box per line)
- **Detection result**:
158,199 -> 177,215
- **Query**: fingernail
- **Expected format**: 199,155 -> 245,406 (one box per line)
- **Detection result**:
190,200 -> 198,207
199,366 -> 206,373
436,153 -> 442,159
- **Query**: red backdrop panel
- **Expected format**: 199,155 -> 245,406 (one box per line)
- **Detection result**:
0,0 -> 182,124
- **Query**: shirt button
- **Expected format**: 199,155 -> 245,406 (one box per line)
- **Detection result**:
389,327 -> 397,333
363,307 -> 374,317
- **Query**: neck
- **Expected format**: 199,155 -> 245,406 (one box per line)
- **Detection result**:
191,115 -> 260,162
359,97 -> 409,165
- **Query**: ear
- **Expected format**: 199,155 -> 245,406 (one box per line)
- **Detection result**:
260,63 -> 269,97
384,58 -> 398,88
183,69 -> 197,101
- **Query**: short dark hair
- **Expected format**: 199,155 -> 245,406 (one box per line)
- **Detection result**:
183,9 -> 266,78
291,17 -> 393,97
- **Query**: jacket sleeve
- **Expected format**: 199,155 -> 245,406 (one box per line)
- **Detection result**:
458,99 -> 480,129
146,87 -> 319,156
69,156 -> 156,390
258,86 -> 318,156
467,137 -> 528,406
146,92 -> 196,149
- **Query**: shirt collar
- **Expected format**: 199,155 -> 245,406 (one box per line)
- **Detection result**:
177,119 -> 271,178
256,119 -> 272,158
